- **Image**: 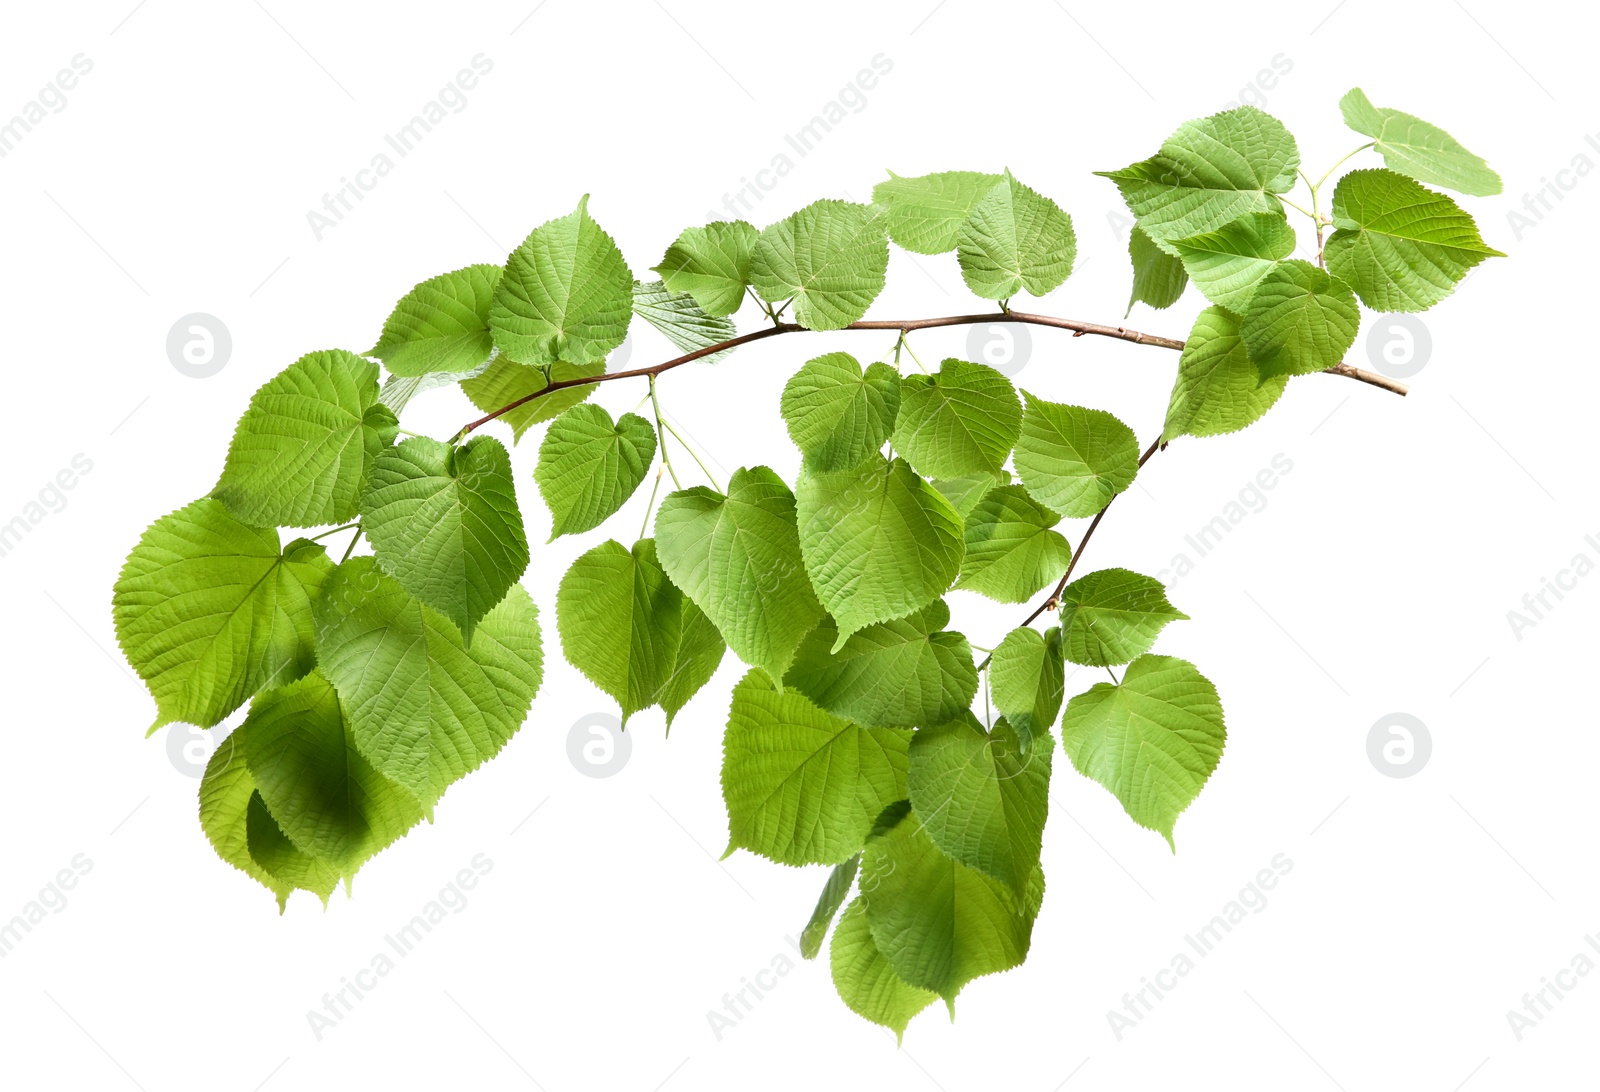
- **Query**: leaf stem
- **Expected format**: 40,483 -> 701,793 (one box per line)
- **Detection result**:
339,523 -> 363,564
648,375 -> 683,490
1312,142 -> 1375,192
1278,193 -> 1318,221
306,522 -> 360,543
639,463 -> 665,540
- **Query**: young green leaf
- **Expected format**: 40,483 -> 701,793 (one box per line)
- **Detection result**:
1162,307 -> 1288,441
631,278 -> 737,359
114,498 -> 332,732
1241,259 -> 1361,380
1013,393 -> 1141,518
1096,106 -> 1300,248
1324,168 -> 1505,313
872,170 -> 1005,254
241,671 -> 425,879
368,264 -> 501,377
956,174 -> 1077,299
362,435 -> 531,644
246,790 -> 339,906
1338,88 -> 1502,197
535,404 -> 657,540
199,741 -> 293,911
490,194 -> 633,366
556,539 -> 724,726
721,670 -> 911,866
800,855 -> 860,959
1058,568 -> 1188,666
780,352 -> 901,472
751,199 -> 889,330
314,558 -> 543,808
859,806 -> 1043,1005
988,625 -> 1065,752
830,897 -> 939,1040
653,467 -> 824,685
784,601 -> 978,729
652,220 -> 759,317
908,714 -> 1051,898
1126,224 -> 1188,316
1058,654 -> 1226,848
1170,211 -> 1296,312
892,358 -> 1022,480
213,349 -> 398,528
460,357 -> 605,443
795,455 -> 965,651
955,484 -> 1073,603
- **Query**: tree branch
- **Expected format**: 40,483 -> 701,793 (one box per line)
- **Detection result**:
1020,437 -> 1164,628
453,310 -> 1404,439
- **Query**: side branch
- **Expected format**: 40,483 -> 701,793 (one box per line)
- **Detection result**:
454,311 -> 1405,439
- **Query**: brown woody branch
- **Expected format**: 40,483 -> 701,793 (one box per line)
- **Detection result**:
453,310 -> 1404,439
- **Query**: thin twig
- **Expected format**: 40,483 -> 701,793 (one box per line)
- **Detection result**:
453,310 -> 1402,438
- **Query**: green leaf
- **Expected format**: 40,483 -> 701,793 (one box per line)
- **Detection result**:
860,805 -> 1043,1004
801,855 -> 860,959
314,558 -> 543,808
954,485 -> 1072,604
377,356 -> 492,416
556,539 -> 724,726
751,200 -> 889,330
908,713 -> 1051,898
1013,393 -> 1142,518
1338,88 -> 1501,197
246,790 -> 339,905
1058,654 -> 1226,848
652,220 -> 758,316
721,670 -> 911,866
780,352 -> 901,473
241,671 -> 424,879
362,435 -> 530,644
631,278 -> 737,360
1096,106 -> 1300,248
932,469 -> 1010,518
459,357 -> 606,443
114,498 -> 332,732
795,454 -> 965,651
988,626 -> 1065,752
1058,568 -> 1187,666
656,603 -> 728,727
535,404 -> 657,539
892,358 -> 1022,480
653,467 -> 824,685
1126,224 -> 1188,316
830,897 -> 939,1040
368,264 -> 501,377
213,349 -> 398,527
956,174 -> 1077,299
784,601 -> 977,729
872,170 -> 1005,255
198,741 -> 292,910
1162,307 -> 1288,441
1324,168 -> 1505,313
490,194 -> 633,366
1171,212 -> 1296,311
1241,259 -> 1360,380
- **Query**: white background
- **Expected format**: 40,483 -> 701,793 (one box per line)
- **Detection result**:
1,1 -> 1594,1089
